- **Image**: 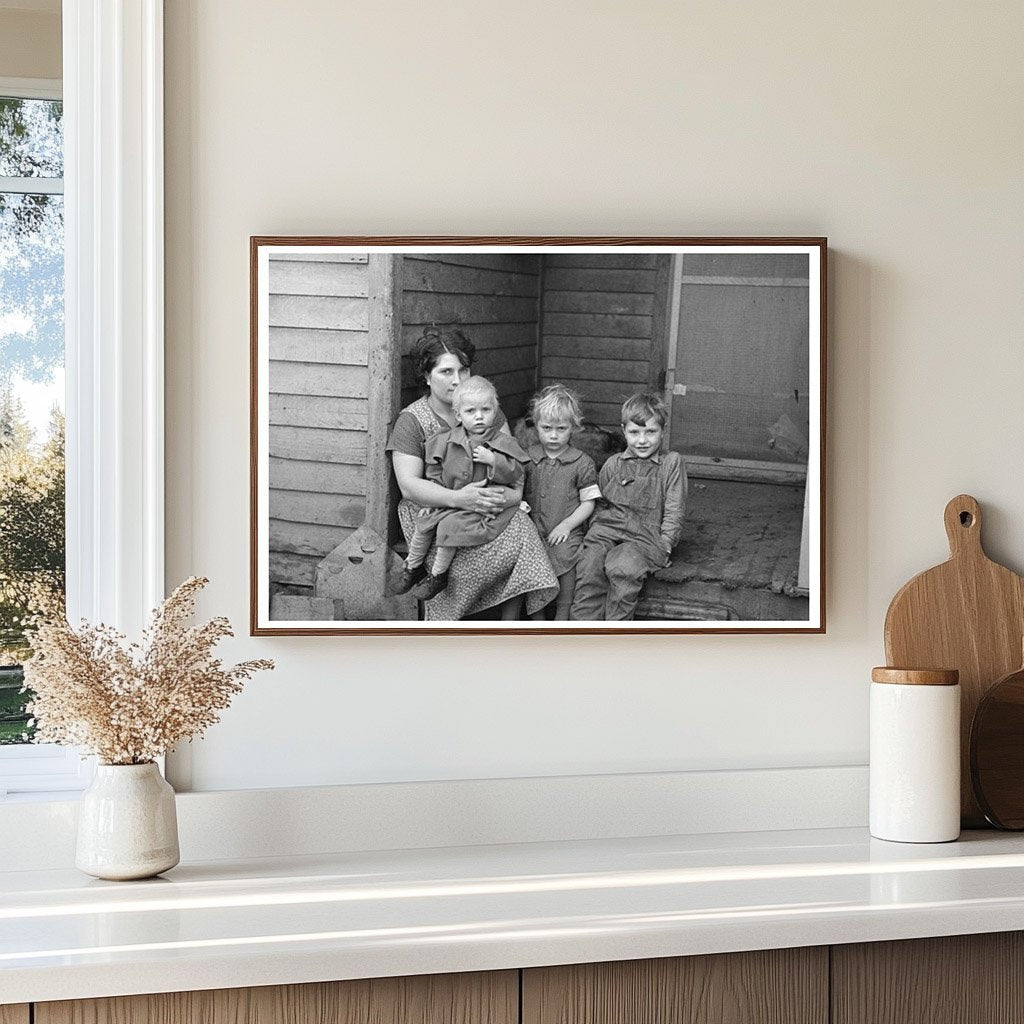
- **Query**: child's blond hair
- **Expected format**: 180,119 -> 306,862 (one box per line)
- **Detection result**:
451,375 -> 499,413
529,384 -> 583,429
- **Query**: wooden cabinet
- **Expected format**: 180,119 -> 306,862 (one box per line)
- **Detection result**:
522,948 -> 828,1024
14,933 -> 1024,1024
832,932 -> 1024,1024
34,972 -> 517,1024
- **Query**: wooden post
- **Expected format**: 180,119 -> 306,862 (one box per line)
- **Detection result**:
648,255 -> 672,392
797,480 -> 810,592
317,254 -> 416,619
662,255 -> 684,450
364,254 -> 403,539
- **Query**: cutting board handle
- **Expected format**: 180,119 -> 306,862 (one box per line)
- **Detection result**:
944,494 -> 983,558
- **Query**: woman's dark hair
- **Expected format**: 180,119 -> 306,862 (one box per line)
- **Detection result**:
415,327 -> 476,383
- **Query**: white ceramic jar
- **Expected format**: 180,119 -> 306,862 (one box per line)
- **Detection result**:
870,667 -> 961,843
76,762 -> 180,880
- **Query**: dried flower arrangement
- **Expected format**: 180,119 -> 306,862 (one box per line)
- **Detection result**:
22,577 -> 273,765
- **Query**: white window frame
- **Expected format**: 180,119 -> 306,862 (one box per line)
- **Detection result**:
0,0 -> 164,797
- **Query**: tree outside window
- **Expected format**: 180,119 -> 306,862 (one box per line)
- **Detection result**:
0,94 -> 65,744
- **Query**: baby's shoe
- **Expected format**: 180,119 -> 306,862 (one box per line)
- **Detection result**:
412,570 -> 449,601
392,563 -> 428,595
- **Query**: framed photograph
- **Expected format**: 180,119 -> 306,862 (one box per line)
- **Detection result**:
250,237 -> 826,635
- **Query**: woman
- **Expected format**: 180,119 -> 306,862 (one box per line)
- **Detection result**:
386,328 -> 557,620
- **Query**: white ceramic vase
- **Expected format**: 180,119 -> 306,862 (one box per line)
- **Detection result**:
76,762 -> 180,880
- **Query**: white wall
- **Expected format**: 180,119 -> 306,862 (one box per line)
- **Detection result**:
164,1 -> 1024,792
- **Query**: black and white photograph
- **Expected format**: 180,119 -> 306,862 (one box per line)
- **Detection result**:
250,238 -> 825,634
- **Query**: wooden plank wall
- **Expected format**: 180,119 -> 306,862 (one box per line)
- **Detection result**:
400,254 -> 542,422
267,252 -> 370,591
538,254 -> 670,431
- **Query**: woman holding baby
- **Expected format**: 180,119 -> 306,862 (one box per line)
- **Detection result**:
386,328 -> 557,620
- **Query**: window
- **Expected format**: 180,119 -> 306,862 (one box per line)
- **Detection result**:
0,81 -> 80,794
0,0 -> 166,799
1,89 -> 65,732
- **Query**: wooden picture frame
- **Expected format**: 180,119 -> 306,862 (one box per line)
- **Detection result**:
250,237 -> 826,635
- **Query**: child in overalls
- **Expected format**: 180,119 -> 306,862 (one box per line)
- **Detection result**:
394,375 -> 530,601
523,385 -> 601,620
570,392 -> 687,621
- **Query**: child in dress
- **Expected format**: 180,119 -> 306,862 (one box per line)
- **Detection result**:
523,385 -> 601,620
393,376 -> 530,601
570,392 -> 687,621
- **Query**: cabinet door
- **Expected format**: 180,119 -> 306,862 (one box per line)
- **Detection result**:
0,1007 -> 30,1024
523,948 -> 828,1024
832,932 -> 1024,1024
36,970 -> 517,1024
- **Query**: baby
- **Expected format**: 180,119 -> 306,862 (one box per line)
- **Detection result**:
523,385 -> 601,619
394,376 -> 530,601
570,392 -> 687,621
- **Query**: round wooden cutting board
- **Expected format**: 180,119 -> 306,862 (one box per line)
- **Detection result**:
884,494 -> 1024,827
971,657 -> 1024,829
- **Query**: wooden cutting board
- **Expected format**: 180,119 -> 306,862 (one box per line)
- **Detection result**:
884,494 -> 1024,827
970,651 -> 1024,829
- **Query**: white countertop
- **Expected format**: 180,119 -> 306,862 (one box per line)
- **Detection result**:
5,826 -> 1024,1004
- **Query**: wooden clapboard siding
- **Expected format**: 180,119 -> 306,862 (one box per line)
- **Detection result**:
267,254 -> 371,591
276,252 -> 368,264
404,258 -> 539,297
269,395 -> 368,431
553,379 -> 645,406
270,457 -> 366,495
542,312 -> 651,339
269,426 -> 366,465
269,261 -> 369,297
538,255 -> 671,430
404,293 -> 538,332
487,368 -> 537,408
269,520 -> 356,558
544,290 -> 655,315
584,401 -> 631,428
270,550 -> 320,589
543,335 -> 651,361
409,252 -> 536,273
401,322 -> 536,353
400,254 -> 542,421
269,294 -> 368,331
543,357 -> 648,384
398,344 -> 535,390
544,266 -> 658,293
270,491 -> 366,528
545,253 -> 659,270
269,361 -> 369,398
270,328 -> 368,365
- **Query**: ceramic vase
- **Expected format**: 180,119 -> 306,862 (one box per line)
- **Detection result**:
76,762 -> 180,880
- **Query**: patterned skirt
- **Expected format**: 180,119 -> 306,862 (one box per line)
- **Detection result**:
398,500 -> 558,619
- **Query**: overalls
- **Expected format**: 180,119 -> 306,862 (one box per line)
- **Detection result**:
570,453 -> 675,621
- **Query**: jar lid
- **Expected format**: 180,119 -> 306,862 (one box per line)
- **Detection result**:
871,667 -> 959,686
